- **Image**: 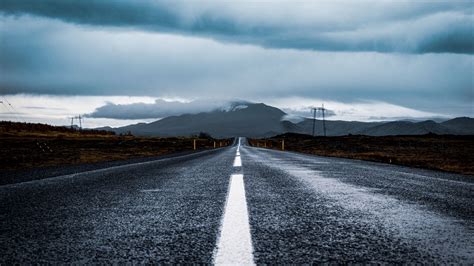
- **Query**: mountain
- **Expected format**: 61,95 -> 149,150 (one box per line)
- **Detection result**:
295,116 -> 474,136
358,120 -> 452,136
441,117 -> 474,135
112,103 -> 290,138
102,103 -> 474,137
358,118 -> 474,136
294,119 -> 382,136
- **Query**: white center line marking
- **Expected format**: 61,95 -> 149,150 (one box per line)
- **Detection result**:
234,137 -> 242,167
214,174 -> 255,265
233,155 -> 242,167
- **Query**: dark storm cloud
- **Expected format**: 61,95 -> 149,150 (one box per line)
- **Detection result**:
89,99 -> 339,121
1,2 -> 472,118
0,13 -> 471,117
0,0 -> 176,28
86,99 -> 243,119
1,0 -> 472,54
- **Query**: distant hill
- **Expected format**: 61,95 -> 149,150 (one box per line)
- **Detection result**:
110,103 -> 291,138
296,118 -> 474,136
294,119 -> 382,136
101,103 -> 474,137
441,117 -> 474,135
0,121 -> 115,136
357,120 -> 451,136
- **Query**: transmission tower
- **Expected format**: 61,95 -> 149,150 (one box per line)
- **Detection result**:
70,115 -> 83,129
311,104 -> 327,137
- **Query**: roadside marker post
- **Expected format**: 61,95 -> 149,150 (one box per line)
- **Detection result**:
282,140 -> 285,151
214,141 -> 216,148
193,139 -> 196,151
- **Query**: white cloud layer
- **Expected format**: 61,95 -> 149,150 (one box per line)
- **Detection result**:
0,94 -> 450,128
0,94 -> 156,128
264,97 -> 443,121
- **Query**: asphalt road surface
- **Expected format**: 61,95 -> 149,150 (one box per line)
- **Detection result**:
1,138 -> 473,264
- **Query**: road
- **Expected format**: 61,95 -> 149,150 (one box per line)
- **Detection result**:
1,138 -> 473,264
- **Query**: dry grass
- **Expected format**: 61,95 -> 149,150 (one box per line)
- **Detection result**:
0,122 -> 231,171
249,133 -> 474,176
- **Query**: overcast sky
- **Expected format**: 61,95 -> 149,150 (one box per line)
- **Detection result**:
0,0 -> 472,127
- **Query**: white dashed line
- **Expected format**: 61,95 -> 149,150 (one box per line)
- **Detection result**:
213,173 -> 255,265
233,155 -> 242,167
234,138 -> 242,167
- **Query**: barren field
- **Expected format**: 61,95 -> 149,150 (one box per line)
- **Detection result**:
249,133 -> 474,175
0,121 -> 231,172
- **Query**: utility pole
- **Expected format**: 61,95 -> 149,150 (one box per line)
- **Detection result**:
312,108 -> 317,137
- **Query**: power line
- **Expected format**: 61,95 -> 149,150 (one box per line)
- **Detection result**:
0,101 -> 11,118
1,96 -> 23,122
0,100 -> 8,111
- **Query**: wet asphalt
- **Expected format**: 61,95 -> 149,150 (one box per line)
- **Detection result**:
0,149 -> 233,264
1,139 -> 473,264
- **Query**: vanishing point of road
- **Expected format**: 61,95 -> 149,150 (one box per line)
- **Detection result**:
1,138 -> 473,264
